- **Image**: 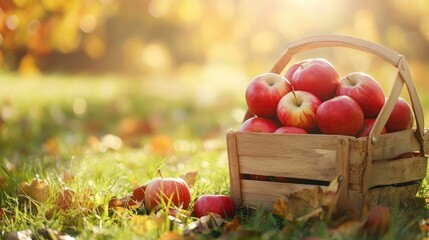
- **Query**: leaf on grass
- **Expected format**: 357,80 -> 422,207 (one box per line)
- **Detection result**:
184,213 -> 224,236
56,187 -> 75,210
61,170 -> 75,183
0,176 -> 7,188
322,175 -> 343,220
273,196 -> 293,221
159,231 -> 185,240
222,216 -> 242,234
131,215 -> 166,236
180,171 -> 198,188
4,228 -> 75,240
329,219 -> 366,238
273,187 -> 324,221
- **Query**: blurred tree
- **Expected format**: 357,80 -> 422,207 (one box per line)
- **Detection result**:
1,0 -> 429,75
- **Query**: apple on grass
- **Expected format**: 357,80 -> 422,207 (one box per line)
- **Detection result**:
358,118 -> 387,137
336,72 -> 385,118
144,177 -> 191,212
239,116 -> 280,133
277,90 -> 321,133
289,58 -> 339,101
385,97 -> 413,133
193,194 -> 236,218
245,72 -> 292,118
316,96 -> 364,136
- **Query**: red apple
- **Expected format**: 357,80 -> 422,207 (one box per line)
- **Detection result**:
239,116 -> 280,133
274,126 -> 308,134
336,72 -> 385,118
245,73 -> 292,117
358,118 -> 387,137
193,194 -> 236,218
130,184 -> 147,203
277,90 -> 321,132
290,58 -> 339,101
316,96 -> 364,136
144,177 -> 191,212
284,59 -> 310,81
385,97 -> 413,133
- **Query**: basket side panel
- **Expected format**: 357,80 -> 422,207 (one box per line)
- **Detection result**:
235,132 -> 340,180
368,156 -> 427,188
366,183 -> 421,208
226,132 -> 242,206
240,179 -> 326,208
371,129 -> 422,160
239,154 -> 336,181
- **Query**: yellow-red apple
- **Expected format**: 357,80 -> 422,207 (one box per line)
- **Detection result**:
276,91 -> 321,132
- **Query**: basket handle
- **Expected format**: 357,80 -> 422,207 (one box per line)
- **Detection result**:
269,35 -> 425,154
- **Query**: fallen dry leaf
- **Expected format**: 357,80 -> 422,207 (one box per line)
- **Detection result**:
159,231 -> 185,240
273,187 -> 324,221
56,187 -> 75,210
29,178 -> 50,204
184,213 -> 224,236
180,171 -> 198,188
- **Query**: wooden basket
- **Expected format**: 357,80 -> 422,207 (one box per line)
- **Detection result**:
226,35 -> 428,210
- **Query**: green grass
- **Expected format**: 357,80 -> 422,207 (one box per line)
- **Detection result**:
0,73 -> 428,239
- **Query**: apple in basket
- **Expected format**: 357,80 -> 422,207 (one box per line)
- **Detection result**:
193,194 -> 236,218
274,126 -> 308,134
245,73 -> 292,118
277,90 -> 321,132
288,58 -> 340,101
144,177 -> 191,212
336,72 -> 385,118
385,97 -> 413,133
316,95 -> 364,136
358,118 -> 387,137
239,116 -> 280,133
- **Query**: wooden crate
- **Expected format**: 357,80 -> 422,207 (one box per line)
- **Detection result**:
226,35 -> 428,210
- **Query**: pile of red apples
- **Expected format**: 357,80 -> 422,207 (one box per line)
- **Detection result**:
241,58 -> 413,137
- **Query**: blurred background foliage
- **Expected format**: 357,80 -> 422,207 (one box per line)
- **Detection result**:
1,0 -> 429,158
1,0 -> 429,78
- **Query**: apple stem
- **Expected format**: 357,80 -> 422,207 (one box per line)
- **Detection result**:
157,169 -> 164,179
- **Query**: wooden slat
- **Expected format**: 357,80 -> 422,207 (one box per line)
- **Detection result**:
226,131 -> 242,207
234,132 -> 341,157
242,193 -> 278,208
240,179 -> 326,208
238,154 -> 336,181
366,183 -> 420,209
371,129 -> 421,160
367,156 -> 427,188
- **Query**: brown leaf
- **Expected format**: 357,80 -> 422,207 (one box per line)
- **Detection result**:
61,170 -> 75,183
184,213 -> 224,236
159,231 -> 185,240
321,175 -> 343,220
273,187 -> 324,222
180,171 -> 198,188
222,216 -> 241,234
0,176 -> 7,189
25,178 -> 50,204
56,187 -> 75,210
273,195 -> 293,221
329,219 -> 366,238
